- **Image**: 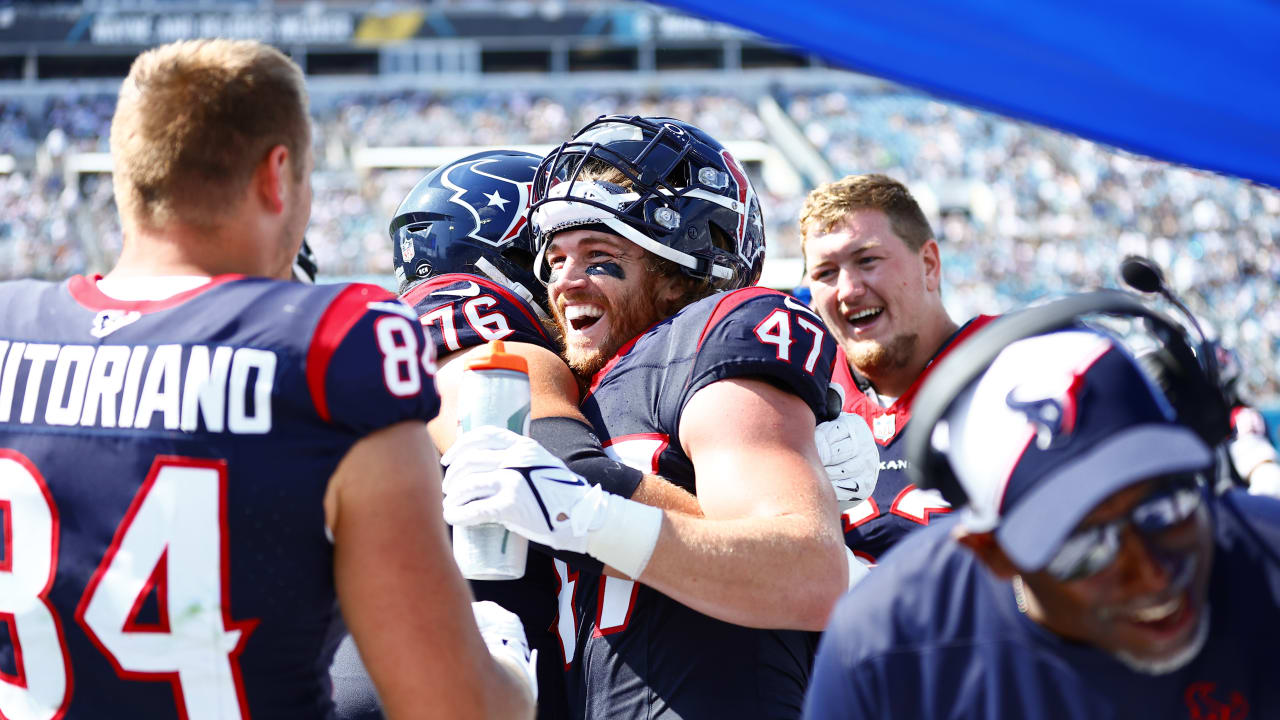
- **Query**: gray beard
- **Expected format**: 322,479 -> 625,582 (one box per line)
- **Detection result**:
1112,608 -> 1210,676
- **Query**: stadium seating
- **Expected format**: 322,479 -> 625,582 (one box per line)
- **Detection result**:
1,84 -> 1277,400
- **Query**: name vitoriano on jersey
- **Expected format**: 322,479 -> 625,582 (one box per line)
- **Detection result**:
0,341 -> 276,434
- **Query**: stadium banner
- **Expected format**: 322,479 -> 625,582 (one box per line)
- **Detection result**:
654,0 -> 1280,189
0,5 -> 749,47
0,7 -> 360,45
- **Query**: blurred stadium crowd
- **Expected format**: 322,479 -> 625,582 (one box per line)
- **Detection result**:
1,84 -> 1277,398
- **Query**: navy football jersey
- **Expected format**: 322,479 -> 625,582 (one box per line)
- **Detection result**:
0,275 -> 439,720
833,315 -> 996,564
401,273 -> 553,355
805,490 -> 1280,719
561,287 -> 839,720
396,272 -> 569,720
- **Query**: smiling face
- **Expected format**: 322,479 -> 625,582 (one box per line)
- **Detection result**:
1018,479 -> 1215,674
545,228 -> 681,379
803,208 -> 952,397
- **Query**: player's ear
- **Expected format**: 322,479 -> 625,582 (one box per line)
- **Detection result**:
953,526 -> 1019,579
920,238 -> 942,292
254,144 -> 291,215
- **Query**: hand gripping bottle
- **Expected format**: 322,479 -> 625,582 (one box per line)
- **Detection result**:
453,339 -> 531,580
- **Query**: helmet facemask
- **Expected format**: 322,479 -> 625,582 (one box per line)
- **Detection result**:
530,115 -> 765,292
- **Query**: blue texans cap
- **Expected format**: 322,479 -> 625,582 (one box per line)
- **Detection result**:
938,329 -> 1213,572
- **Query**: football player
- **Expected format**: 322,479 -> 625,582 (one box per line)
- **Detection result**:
0,40 -> 533,720
800,173 -> 997,564
331,148 -> 702,720
442,116 -> 853,719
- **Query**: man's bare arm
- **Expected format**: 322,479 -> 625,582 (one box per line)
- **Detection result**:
633,377 -> 847,630
325,421 -> 534,720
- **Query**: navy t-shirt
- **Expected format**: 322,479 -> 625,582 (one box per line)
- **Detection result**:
805,490 -> 1280,719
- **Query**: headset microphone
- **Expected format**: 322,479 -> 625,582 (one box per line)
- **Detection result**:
1119,255 -> 1222,392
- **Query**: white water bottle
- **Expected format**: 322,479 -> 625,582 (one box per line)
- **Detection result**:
453,339 -> 532,581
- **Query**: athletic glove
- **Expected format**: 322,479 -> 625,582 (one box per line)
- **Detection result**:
1228,417 -> 1280,498
814,411 -> 880,509
471,600 -> 538,701
442,426 -> 663,579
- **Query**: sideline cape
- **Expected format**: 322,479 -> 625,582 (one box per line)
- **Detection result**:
656,0 -> 1280,188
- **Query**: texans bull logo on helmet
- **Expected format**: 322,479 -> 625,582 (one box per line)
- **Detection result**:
440,156 -> 537,248
389,149 -> 549,310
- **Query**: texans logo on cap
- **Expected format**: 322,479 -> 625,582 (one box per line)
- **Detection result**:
1004,367 -> 1089,450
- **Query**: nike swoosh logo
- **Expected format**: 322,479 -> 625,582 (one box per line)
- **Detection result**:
784,295 -> 821,319
434,281 -> 482,298
366,301 -> 418,321
526,467 -> 586,486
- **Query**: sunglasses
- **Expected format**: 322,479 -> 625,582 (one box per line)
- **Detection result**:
1044,475 -> 1205,582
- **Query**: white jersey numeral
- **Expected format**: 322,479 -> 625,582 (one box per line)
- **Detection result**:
0,451 -> 70,720
754,309 -> 824,375
553,435 -> 665,664
0,452 -> 253,720
551,560 -> 578,668
461,297 -> 514,342
420,306 -> 461,352
840,496 -> 879,532
595,576 -> 639,636
374,315 -> 422,397
753,309 -> 793,361
889,485 -> 952,525
795,316 -> 826,374
420,296 -> 514,353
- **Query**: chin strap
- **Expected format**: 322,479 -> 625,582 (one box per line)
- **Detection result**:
474,256 -> 549,321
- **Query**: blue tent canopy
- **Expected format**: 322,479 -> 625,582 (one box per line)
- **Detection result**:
655,0 -> 1280,189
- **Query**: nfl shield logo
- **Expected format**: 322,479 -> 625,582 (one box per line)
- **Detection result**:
89,309 -> 141,338
400,235 -> 415,263
872,413 -> 896,442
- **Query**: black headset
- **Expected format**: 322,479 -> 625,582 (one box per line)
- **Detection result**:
904,290 -> 1233,508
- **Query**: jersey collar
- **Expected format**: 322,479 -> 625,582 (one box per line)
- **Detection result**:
67,274 -> 243,313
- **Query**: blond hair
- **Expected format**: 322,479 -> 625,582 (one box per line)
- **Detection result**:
799,174 -> 933,254
111,39 -> 310,230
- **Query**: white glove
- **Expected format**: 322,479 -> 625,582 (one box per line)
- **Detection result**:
815,412 -> 880,509
442,426 -> 663,578
471,600 -> 538,702
1230,431 -> 1280,485
845,547 -> 872,589
1247,463 -> 1280,499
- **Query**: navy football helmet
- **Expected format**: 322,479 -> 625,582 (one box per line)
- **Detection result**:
529,115 -> 765,290
390,149 -> 547,314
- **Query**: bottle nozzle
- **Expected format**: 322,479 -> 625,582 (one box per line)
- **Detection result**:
465,339 -> 529,374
